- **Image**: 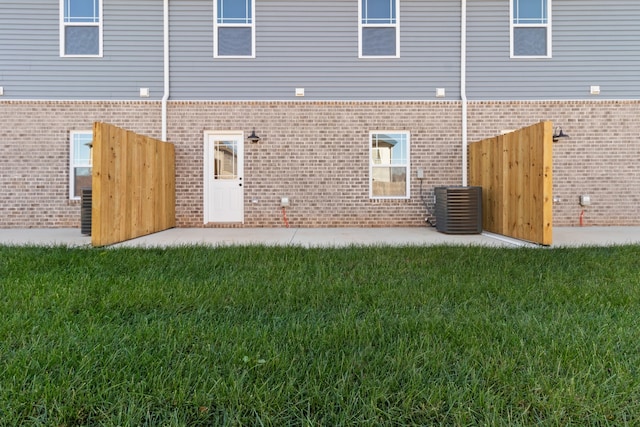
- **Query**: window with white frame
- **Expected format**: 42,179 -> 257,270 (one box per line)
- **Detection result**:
214,0 -> 255,58
60,0 -> 102,57
370,131 -> 409,198
511,0 -> 551,57
359,0 -> 399,58
69,131 -> 93,200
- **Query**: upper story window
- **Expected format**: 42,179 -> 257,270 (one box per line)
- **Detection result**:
370,131 -> 410,199
69,131 -> 93,200
359,0 -> 399,58
60,0 -> 103,57
214,0 -> 255,58
511,0 -> 551,58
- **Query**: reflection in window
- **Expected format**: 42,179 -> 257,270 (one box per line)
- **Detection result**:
70,131 -> 93,199
214,140 -> 238,179
370,132 -> 409,198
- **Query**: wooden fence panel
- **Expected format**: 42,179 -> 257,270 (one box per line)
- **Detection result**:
91,122 -> 175,247
469,121 -> 553,245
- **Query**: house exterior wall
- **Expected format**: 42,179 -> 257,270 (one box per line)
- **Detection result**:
169,101 -> 461,227
0,101 -> 161,228
467,1 -> 640,100
169,0 -> 461,100
0,0 -> 164,100
2,99 -> 638,228
468,101 -> 640,227
1,1 -> 640,229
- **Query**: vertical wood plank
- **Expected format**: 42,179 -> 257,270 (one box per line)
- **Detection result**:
542,121 -> 554,245
91,122 -> 103,246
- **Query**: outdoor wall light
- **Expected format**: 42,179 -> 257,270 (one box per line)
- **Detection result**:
552,128 -> 570,142
247,129 -> 261,143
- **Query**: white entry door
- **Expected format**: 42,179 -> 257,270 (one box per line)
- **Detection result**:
204,132 -> 244,223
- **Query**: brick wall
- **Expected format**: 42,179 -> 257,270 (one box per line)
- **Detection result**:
2,100 -> 638,229
468,101 -> 640,227
168,101 -> 463,228
0,101 -> 161,228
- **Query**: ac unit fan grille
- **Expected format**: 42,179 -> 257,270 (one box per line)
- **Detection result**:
435,186 -> 482,234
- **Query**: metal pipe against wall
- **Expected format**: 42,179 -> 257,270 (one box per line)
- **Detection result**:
162,0 -> 170,141
461,0 -> 468,187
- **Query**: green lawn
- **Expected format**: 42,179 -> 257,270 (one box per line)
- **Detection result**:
1,244 -> 639,426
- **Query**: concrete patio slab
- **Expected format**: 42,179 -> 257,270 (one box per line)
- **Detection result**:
1,226 -> 639,248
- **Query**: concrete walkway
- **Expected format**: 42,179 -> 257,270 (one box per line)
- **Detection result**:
1,226 -> 639,248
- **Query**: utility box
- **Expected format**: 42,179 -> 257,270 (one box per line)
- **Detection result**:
435,186 -> 482,234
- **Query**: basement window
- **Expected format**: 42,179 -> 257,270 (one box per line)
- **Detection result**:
60,0 -> 102,57
370,131 -> 410,199
69,131 -> 93,200
511,0 -> 551,58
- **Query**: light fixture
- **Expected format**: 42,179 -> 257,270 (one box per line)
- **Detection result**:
552,128 -> 569,142
247,129 -> 261,143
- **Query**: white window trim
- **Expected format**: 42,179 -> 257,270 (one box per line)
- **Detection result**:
358,0 -> 400,59
369,131 -> 410,200
59,0 -> 103,58
510,0 -> 552,59
213,0 -> 256,58
69,130 -> 93,200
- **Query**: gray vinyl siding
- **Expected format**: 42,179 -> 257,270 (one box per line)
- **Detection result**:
170,0 -> 461,101
0,0 -> 163,100
6,1 -> 637,102
467,0 -> 640,100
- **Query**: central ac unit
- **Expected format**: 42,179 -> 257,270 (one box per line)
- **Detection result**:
435,186 -> 482,234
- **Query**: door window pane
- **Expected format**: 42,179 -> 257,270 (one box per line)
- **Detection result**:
214,140 -> 238,179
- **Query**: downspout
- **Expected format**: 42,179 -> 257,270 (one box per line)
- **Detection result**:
461,0 -> 468,187
162,0 -> 170,141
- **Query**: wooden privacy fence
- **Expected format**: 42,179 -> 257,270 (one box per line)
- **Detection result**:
469,121 -> 553,245
92,122 -> 175,247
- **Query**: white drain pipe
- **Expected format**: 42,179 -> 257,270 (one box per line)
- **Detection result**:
162,0 -> 170,141
461,0 -> 468,187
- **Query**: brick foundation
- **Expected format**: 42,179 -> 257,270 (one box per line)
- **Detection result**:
468,101 -> 640,227
1,100 -> 638,228
0,101 -> 161,228
168,101 -> 462,228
